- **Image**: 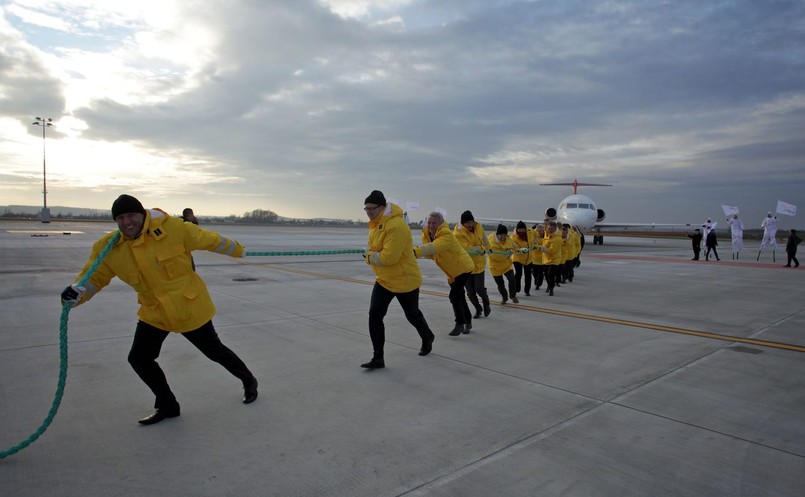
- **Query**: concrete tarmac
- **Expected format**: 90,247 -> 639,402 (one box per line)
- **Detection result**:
1,220 -> 803,496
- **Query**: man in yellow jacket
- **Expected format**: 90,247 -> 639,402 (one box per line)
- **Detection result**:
511,221 -> 536,296
416,211 -> 475,336
539,221 -> 563,296
531,224 -> 546,290
565,225 -> 581,282
488,224 -> 519,304
453,210 -> 492,319
60,194 -> 257,425
363,190 -> 435,369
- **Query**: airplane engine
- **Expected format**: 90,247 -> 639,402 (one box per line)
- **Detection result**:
596,209 -> 606,222
545,207 -> 557,220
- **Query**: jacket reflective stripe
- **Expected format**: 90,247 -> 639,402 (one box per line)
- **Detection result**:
420,243 -> 437,257
214,238 -> 238,256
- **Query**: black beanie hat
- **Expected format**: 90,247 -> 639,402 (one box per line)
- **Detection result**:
516,220 -> 526,230
364,190 -> 386,205
460,210 -> 474,224
496,224 -> 507,235
112,194 -> 146,219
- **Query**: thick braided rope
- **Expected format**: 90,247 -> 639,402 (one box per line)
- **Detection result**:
245,249 -> 364,256
0,231 -> 121,459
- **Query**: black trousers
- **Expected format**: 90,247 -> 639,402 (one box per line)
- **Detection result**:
493,270 -> 516,300
705,246 -> 719,260
368,282 -> 434,360
513,262 -> 533,294
531,264 -> 544,289
464,272 -> 491,312
128,320 -> 255,409
449,272 -> 473,325
545,265 -> 560,290
786,250 -> 799,266
692,245 -> 701,260
564,260 -> 575,281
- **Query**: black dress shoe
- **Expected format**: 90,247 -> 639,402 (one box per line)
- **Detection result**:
473,309 -> 482,319
483,306 -> 491,317
419,337 -> 433,356
449,325 -> 464,336
361,358 -> 385,369
463,323 -> 471,334
138,406 -> 180,425
243,378 -> 258,404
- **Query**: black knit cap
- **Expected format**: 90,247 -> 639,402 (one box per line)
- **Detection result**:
516,220 -> 526,230
112,194 -> 146,219
496,224 -> 508,235
460,210 -> 474,224
364,190 -> 386,205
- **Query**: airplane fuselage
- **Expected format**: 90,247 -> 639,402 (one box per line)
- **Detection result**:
553,194 -> 600,231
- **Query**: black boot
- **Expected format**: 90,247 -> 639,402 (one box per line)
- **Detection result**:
361,358 -> 385,369
449,324 -> 465,336
419,336 -> 434,356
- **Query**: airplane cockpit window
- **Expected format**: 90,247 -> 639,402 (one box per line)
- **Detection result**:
578,203 -> 589,209
588,204 -> 596,210
567,203 -> 578,209
560,203 -> 567,209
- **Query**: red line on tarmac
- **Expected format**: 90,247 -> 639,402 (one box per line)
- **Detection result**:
585,253 -> 787,269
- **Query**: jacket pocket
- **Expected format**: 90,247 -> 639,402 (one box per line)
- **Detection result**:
157,243 -> 190,279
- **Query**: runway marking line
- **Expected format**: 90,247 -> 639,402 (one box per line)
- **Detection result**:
586,253 -> 785,269
239,260 -> 805,354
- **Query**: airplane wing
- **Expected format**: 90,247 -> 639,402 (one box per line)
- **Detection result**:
476,219 -> 693,231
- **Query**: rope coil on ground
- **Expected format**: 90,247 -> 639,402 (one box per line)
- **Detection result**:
0,232 -> 120,460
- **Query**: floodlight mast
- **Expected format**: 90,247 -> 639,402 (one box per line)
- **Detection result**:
32,117 -> 53,223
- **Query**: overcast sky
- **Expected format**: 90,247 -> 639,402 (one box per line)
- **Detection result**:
1,0 -> 803,228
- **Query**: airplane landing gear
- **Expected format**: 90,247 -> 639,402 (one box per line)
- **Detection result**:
593,235 -> 604,245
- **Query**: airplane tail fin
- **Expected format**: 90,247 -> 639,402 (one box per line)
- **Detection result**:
540,179 -> 612,194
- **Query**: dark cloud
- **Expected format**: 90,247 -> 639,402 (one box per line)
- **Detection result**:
1,0 -> 804,225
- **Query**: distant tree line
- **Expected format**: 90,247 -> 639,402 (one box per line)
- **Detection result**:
0,207 -> 365,226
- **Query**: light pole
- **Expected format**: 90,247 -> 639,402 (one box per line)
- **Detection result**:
32,117 -> 53,223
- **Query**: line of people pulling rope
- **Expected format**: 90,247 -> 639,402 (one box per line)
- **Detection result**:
58,191 -> 583,426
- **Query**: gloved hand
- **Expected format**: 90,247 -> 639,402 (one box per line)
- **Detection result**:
61,284 -> 86,305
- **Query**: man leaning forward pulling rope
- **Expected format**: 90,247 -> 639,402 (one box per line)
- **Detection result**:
61,194 -> 258,425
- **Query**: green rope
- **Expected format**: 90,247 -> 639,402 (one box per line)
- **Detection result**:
1,231 -> 120,459
245,249 -> 365,256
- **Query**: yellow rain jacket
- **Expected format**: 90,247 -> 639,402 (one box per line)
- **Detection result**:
560,232 -> 572,263
487,234 -> 517,277
72,208 -> 244,333
415,221 -> 474,283
366,203 -> 423,293
453,222 -> 489,274
510,228 -> 535,265
569,229 -> 582,259
531,229 -> 545,265
541,232 -> 563,265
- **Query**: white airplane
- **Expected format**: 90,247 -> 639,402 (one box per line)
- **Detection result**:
481,179 -> 691,245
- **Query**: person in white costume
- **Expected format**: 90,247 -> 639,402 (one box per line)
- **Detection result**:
758,212 -> 779,261
727,214 -> 744,259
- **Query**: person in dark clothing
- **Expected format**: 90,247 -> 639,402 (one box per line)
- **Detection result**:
784,229 -> 801,268
688,229 -> 703,260
705,228 -> 720,261
181,208 -> 198,225
182,208 -> 199,270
